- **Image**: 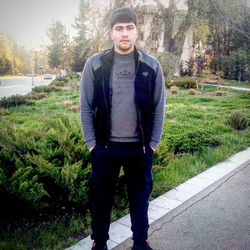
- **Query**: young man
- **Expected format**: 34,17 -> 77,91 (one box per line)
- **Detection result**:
80,7 -> 166,250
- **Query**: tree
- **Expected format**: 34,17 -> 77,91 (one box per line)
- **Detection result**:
70,0 -> 91,72
47,20 -> 69,71
70,0 -> 110,72
0,33 -> 31,75
0,56 -> 11,75
207,0 -> 250,79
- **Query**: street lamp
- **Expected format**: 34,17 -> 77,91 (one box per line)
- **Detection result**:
30,49 -> 34,86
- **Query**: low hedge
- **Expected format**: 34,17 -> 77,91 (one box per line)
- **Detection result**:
166,77 -> 197,89
0,95 -> 33,108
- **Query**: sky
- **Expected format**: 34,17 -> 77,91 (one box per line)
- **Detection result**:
0,0 -> 80,49
0,0 -> 189,50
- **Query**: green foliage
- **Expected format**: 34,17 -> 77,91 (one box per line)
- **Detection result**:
0,55 -> 11,75
0,33 -> 31,75
167,77 -> 197,89
1,83 -> 250,249
47,20 -> 69,69
52,81 -> 66,87
211,49 -> 250,81
167,130 -> 221,154
26,92 -> 47,100
55,76 -> 69,83
0,107 -> 10,115
170,86 -> 179,95
9,166 -> 49,209
68,73 -> 81,79
32,85 -> 58,93
0,94 -> 32,108
189,88 -> 198,95
0,115 -> 90,211
157,51 -> 178,77
226,110 -> 249,131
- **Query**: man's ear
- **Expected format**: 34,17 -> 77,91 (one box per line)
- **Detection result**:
109,29 -> 113,40
136,26 -> 139,39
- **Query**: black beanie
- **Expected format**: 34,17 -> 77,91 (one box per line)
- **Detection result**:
109,7 -> 137,28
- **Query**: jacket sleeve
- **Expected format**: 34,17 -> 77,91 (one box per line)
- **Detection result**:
80,57 -> 96,149
150,60 -> 167,149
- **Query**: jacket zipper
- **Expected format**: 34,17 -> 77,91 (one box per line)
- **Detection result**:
102,67 -> 110,149
137,104 -> 146,153
134,59 -> 146,154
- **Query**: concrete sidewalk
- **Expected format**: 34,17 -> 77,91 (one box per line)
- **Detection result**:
67,147 -> 250,250
115,158 -> 250,250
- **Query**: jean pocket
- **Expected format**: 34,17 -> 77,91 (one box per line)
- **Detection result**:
90,145 -> 97,155
147,145 -> 154,155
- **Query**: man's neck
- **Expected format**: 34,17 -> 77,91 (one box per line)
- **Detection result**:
114,46 -> 135,55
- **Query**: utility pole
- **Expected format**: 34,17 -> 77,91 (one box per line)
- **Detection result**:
31,49 -> 34,86
11,56 -> 14,76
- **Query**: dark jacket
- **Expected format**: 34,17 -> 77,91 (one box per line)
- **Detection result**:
80,47 -> 166,149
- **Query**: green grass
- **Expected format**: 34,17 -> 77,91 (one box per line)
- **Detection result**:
151,87 -> 250,197
0,212 -> 91,250
224,79 -> 250,88
0,84 -> 249,249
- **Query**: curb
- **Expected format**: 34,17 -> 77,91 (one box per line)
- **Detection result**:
66,147 -> 250,250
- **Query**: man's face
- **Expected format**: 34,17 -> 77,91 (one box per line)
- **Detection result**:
109,22 -> 138,55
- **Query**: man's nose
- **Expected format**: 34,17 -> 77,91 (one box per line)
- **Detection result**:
121,29 -> 128,36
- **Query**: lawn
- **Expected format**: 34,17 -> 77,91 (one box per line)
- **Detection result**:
0,82 -> 249,250
223,79 -> 250,88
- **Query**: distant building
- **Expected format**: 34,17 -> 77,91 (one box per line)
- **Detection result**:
135,1 -> 194,68
136,5 -> 165,53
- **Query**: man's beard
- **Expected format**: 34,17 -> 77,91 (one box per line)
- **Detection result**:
118,42 -> 133,52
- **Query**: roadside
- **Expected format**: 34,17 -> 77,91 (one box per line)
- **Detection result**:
0,76 -> 54,98
202,83 -> 250,91
67,147 -> 250,250
115,159 -> 250,250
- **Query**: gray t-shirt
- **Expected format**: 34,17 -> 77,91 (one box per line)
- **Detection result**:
109,52 -> 140,142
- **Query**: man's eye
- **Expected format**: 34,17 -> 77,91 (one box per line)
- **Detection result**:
128,26 -> 134,30
115,27 -> 123,31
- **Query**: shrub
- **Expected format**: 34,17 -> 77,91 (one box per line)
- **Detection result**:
164,78 -> 172,88
211,48 -> 250,81
70,105 -> 80,112
218,86 -> 230,92
226,111 -> 248,130
0,115 -> 91,211
189,89 -> 198,95
0,95 -> 32,108
52,81 -> 65,87
66,83 -> 80,90
157,51 -> 178,77
55,76 -> 69,83
64,101 -> 73,107
0,108 -> 10,116
32,85 -> 58,93
215,91 -> 225,96
68,73 -> 81,79
167,130 -> 220,154
27,92 -> 47,100
167,77 -> 196,89
170,86 -> 179,95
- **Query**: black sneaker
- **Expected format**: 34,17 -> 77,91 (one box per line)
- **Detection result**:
91,241 -> 108,250
132,240 -> 153,250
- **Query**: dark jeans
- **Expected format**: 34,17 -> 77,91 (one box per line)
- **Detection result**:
89,141 -> 154,245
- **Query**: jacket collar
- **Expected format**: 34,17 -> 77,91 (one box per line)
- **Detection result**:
100,46 -> 139,64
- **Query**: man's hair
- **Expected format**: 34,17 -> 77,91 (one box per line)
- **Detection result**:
109,7 -> 137,28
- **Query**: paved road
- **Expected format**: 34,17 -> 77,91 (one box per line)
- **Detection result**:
0,76 -> 53,98
115,162 -> 250,250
